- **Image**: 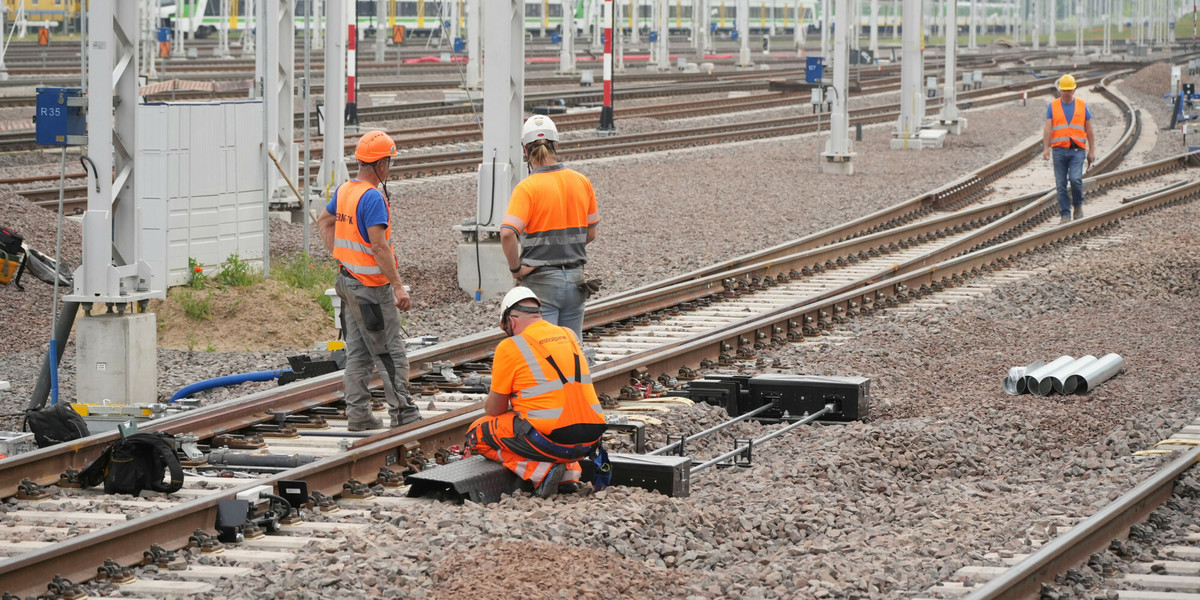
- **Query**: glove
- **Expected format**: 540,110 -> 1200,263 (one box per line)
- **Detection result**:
577,278 -> 602,299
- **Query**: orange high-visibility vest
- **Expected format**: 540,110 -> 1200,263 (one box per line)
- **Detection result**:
1049,98 -> 1088,150
331,180 -> 393,287
504,321 -> 605,437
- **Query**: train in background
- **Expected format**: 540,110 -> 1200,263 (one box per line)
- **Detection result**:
162,0 -> 1015,40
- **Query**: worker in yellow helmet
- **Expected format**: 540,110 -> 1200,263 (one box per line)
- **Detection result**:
1041,74 -> 1097,225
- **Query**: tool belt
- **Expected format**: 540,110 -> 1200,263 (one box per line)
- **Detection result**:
514,416 -> 599,461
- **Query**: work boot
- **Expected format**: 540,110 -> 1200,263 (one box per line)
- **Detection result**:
348,416 -> 384,432
558,482 -> 581,495
534,463 -> 566,499
1073,206 -> 1084,220
1059,216 -> 1071,225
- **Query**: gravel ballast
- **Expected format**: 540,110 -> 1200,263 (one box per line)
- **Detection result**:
1,58 -> 1198,600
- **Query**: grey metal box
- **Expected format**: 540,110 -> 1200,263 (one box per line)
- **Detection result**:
0,431 -> 35,458
747,374 -> 871,421
608,453 -> 691,498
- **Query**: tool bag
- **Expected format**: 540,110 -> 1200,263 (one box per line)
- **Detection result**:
24,402 -> 91,448
78,433 -> 185,496
0,226 -> 26,289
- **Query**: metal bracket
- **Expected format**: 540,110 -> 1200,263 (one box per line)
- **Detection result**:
717,439 -> 754,469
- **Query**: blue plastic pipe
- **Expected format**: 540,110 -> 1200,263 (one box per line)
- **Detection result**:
169,369 -> 292,403
49,339 -> 58,406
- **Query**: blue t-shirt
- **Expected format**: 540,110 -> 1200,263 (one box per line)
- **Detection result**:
325,181 -> 389,242
1045,99 -> 1093,122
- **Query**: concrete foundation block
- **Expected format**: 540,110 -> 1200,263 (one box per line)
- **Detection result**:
76,313 -> 158,406
457,242 -> 514,301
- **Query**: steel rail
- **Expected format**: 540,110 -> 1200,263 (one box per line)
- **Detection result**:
0,407 -> 481,597
964,444 -> 1200,600
586,169 -> 1200,399
20,80 -> 1073,202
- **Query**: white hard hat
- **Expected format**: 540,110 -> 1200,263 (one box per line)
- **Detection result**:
521,115 -> 559,146
501,286 -> 541,317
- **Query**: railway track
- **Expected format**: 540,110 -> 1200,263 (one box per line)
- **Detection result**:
5,64 -> 1200,596
14,72 -> 1085,210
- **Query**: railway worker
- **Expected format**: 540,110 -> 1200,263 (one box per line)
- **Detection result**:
1041,74 -> 1096,225
317,130 -> 422,432
465,287 -> 608,499
501,114 -> 600,341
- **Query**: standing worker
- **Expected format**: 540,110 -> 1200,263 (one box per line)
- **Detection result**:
317,131 -> 422,431
501,115 -> 600,341
465,287 -> 609,499
1042,74 -> 1097,225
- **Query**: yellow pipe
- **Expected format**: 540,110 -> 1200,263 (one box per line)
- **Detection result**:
629,0 -> 634,28
676,0 -> 681,28
760,2 -> 765,27
231,0 -> 239,29
543,0 -> 548,29
720,2 -> 725,27
417,0 -> 425,28
389,0 -> 395,28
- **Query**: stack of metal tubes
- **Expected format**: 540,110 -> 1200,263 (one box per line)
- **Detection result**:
1001,354 -> 1125,396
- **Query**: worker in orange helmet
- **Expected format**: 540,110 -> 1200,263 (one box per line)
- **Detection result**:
465,287 -> 609,498
318,131 -> 422,432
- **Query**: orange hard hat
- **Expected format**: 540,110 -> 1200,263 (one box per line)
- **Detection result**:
355,130 -> 398,163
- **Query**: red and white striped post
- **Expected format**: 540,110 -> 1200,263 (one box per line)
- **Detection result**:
597,0 -> 616,134
346,22 -> 359,125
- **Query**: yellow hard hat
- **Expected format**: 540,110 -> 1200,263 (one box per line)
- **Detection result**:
1057,74 -> 1077,91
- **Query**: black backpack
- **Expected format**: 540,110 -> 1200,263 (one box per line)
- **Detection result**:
25,402 -> 90,448
78,433 -> 185,496
0,226 -> 21,255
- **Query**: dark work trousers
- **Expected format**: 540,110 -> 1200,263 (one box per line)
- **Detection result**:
335,272 -> 422,427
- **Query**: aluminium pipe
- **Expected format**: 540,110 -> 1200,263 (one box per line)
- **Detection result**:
1002,359 -> 1044,395
1074,353 -> 1125,393
1049,355 -> 1098,395
691,404 -> 834,475
648,399 -> 781,457
1023,356 -> 1075,397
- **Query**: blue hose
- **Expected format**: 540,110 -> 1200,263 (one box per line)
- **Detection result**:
169,369 -> 292,403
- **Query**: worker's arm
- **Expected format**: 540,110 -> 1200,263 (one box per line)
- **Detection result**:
1041,119 -> 1053,161
500,226 -> 535,281
317,208 -> 336,253
484,390 -> 512,416
367,224 -> 410,311
586,223 -> 598,244
1084,119 -> 1096,166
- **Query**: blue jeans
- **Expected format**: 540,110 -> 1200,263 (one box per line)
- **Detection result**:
521,265 -> 586,340
1052,147 -> 1086,217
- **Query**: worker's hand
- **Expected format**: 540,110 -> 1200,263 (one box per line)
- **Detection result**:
393,286 -> 411,311
1042,148 -> 1050,161
1086,152 -> 1095,168
512,265 -> 536,283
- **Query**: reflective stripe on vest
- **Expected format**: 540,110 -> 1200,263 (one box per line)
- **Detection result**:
511,334 -> 602,422
1049,98 -> 1087,149
331,180 -> 391,287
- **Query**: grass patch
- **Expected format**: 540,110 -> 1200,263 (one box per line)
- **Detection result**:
273,253 -> 339,317
178,289 -> 213,321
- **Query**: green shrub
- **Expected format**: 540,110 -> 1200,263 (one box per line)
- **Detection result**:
216,253 -> 262,287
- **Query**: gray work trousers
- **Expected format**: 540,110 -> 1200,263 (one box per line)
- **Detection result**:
335,272 -> 422,426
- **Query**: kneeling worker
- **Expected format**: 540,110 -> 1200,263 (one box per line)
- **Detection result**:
466,287 -> 607,498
